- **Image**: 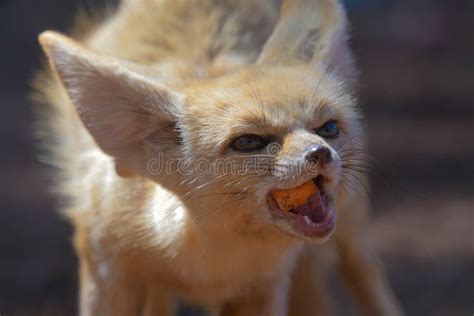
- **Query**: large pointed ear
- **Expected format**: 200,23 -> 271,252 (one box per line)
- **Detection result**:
258,0 -> 355,79
39,31 -> 183,177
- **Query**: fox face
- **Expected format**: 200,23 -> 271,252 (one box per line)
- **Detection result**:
39,0 -> 363,243
180,66 -> 363,241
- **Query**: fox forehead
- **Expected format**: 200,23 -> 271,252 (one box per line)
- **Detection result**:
182,66 -> 356,142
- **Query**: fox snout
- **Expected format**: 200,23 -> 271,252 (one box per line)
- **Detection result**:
276,130 -> 339,176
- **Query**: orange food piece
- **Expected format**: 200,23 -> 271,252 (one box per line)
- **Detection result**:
272,180 -> 319,212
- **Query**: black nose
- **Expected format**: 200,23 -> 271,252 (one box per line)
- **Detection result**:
305,145 -> 333,165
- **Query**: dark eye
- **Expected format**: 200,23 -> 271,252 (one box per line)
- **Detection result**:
231,134 -> 268,152
316,120 -> 339,139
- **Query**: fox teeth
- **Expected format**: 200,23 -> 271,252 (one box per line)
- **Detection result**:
304,215 -> 316,227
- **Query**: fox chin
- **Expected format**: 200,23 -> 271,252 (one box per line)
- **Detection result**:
34,0 -> 404,315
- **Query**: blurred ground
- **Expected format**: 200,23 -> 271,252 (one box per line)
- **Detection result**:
0,0 -> 473,315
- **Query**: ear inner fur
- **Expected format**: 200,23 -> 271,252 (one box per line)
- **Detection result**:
39,31 -> 183,176
258,0 -> 354,79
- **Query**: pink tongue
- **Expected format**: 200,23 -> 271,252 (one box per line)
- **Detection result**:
290,192 -> 327,222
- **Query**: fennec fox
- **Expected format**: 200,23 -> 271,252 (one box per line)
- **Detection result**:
36,0 -> 404,315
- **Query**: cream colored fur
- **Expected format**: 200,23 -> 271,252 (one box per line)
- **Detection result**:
35,0 -> 404,315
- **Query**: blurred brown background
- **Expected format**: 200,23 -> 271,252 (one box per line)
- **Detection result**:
0,0 -> 473,315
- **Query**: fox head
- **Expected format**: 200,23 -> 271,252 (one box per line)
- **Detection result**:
39,0 -> 365,242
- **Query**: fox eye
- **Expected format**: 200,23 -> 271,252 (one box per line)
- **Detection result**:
231,134 -> 268,152
316,120 -> 339,139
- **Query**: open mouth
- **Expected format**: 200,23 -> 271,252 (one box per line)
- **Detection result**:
266,176 -> 335,239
